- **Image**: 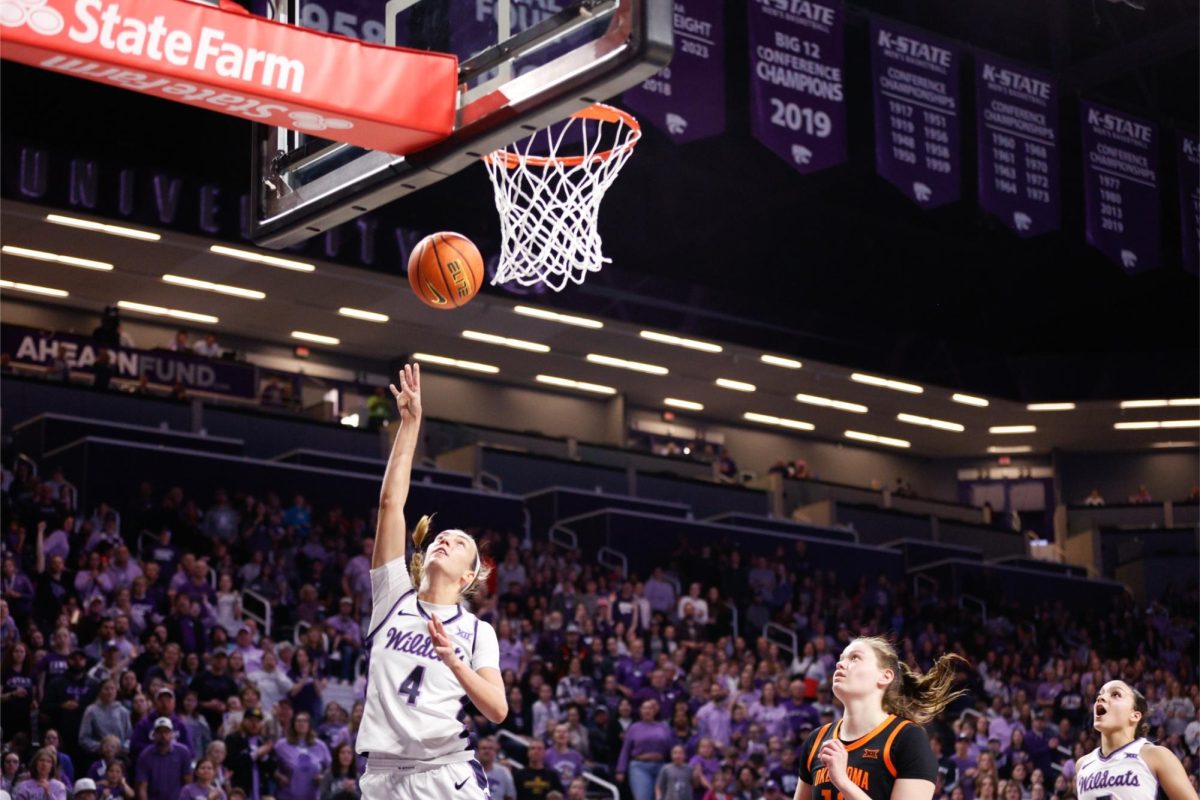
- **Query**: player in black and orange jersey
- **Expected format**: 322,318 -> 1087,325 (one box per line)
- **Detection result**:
794,637 -> 966,800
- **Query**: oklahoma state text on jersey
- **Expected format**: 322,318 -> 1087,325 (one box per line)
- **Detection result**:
798,716 -> 938,800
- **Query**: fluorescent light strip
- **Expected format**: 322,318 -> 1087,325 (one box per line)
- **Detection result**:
1119,398 -> 1200,409
952,393 -> 989,407
462,330 -> 550,353
586,353 -> 668,375
46,213 -> 161,242
536,374 -> 616,395
1114,420 -> 1200,430
1026,402 -> 1076,411
743,412 -> 814,431
117,300 -> 217,324
639,330 -> 722,353
896,412 -> 964,432
514,305 -> 603,329
988,445 -> 1032,454
851,372 -> 924,394
989,425 -> 1037,434
1151,441 -> 1198,448
162,274 -> 265,300
291,331 -> 340,346
338,307 -> 389,323
209,244 -> 314,273
412,352 -> 499,374
664,398 -> 704,411
716,378 -> 756,392
795,393 -> 868,414
845,430 -> 910,448
761,354 -> 803,369
0,279 -> 69,298
2,244 -> 112,271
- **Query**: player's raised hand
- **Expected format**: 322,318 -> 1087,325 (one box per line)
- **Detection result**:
388,362 -> 422,424
428,613 -> 457,667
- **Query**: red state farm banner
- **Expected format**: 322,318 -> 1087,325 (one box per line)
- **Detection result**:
0,0 -> 458,155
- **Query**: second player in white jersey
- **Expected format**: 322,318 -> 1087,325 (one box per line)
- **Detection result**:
1076,680 -> 1196,800
357,363 -> 508,800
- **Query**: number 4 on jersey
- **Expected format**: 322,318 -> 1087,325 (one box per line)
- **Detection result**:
398,666 -> 425,705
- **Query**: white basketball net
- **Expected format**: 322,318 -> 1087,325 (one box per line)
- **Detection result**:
484,104 -> 640,292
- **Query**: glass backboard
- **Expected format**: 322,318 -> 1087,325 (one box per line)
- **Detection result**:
250,0 -> 672,247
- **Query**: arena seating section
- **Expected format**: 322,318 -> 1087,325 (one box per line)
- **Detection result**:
2,374 -> 1196,800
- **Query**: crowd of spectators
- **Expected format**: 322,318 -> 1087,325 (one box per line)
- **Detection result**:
1,458 -> 1197,800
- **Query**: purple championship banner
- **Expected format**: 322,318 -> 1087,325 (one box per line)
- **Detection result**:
869,18 -> 962,208
748,0 -> 847,174
623,0 -> 725,144
975,53 -> 1061,237
1179,132 -> 1199,276
1,324 -> 258,399
1079,101 -> 1162,274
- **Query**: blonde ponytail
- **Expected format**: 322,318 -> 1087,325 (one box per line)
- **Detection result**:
408,515 -> 434,588
857,636 -> 968,724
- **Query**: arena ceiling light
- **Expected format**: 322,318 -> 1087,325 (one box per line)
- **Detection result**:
952,393 -> 989,407
0,279 -> 69,298
1150,441 -> 1198,449
209,244 -> 315,273
1119,398 -> 1200,409
989,425 -> 1036,434
744,412 -> 814,431
795,393 -> 868,414
514,305 -> 604,329
760,354 -> 803,369
987,445 -> 1032,454
586,353 -> 668,375
638,330 -> 723,353
162,274 -> 265,300
412,352 -> 498,374
1114,420 -> 1200,430
896,412 -> 964,432
716,378 -> 756,392
664,398 -> 704,411
850,372 -> 924,394
844,430 -> 911,448
1026,403 -> 1076,411
338,307 -> 389,323
290,331 -> 340,346
462,330 -> 550,353
118,300 -> 218,324
45,213 -> 161,242
536,374 -> 616,395
2,244 -> 113,271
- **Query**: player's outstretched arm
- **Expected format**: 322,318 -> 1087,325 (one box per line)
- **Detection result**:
1144,744 -> 1200,800
373,363 -> 422,569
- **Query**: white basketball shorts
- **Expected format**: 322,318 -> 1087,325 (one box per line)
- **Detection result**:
359,756 -> 490,800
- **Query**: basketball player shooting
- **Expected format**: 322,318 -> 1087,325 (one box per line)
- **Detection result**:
356,363 -> 507,800
1075,681 -> 1197,800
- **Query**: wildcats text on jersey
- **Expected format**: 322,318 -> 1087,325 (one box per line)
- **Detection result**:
1078,768 -> 1144,792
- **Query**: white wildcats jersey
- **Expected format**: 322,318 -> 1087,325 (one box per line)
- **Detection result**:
356,557 -> 499,762
1076,738 -> 1159,800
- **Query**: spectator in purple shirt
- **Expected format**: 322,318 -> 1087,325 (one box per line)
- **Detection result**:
12,748 -> 68,800
3,557 -> 36,619
135,719 -> 192,800
323,599 -> 360,684
178,759 -> 226,800
273,713 -> 330,800
130,688 -> 195,761
695,682 -> 732,748
616,699 -> 673,800
616,639 -> 653,694
545,724 -> 585,784
643,568 -> 676,619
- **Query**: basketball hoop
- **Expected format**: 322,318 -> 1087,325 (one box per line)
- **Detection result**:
483,103 -> 640,292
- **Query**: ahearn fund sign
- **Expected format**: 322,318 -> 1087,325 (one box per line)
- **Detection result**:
2,324 -> 257,398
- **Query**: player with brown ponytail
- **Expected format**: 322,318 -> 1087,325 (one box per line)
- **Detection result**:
794,636 -> 966,800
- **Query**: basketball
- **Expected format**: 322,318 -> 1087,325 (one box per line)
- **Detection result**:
408,232 -> 485,310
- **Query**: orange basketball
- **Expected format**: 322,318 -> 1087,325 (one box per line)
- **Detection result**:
407,232 -> 485,310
